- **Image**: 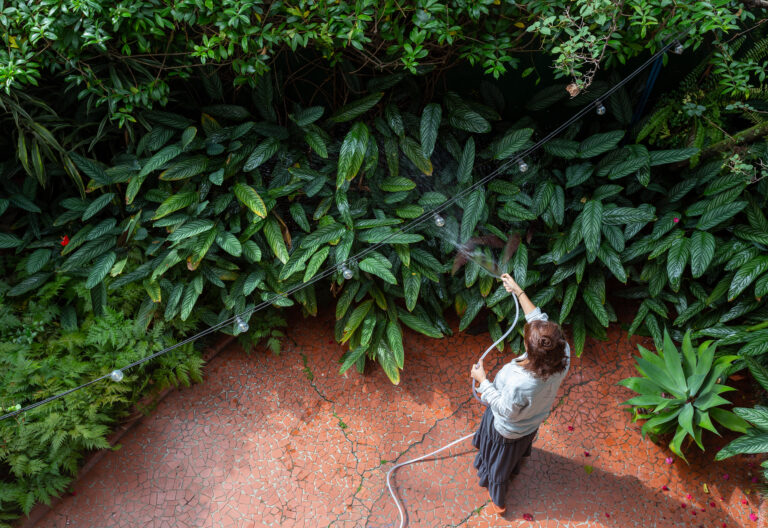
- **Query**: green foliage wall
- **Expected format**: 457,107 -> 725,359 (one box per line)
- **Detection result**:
0,0 -> 751,124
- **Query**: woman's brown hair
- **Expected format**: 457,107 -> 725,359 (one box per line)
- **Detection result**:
521,320 -> 568,379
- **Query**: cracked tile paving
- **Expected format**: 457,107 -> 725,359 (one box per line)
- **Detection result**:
37,313 -> 765,527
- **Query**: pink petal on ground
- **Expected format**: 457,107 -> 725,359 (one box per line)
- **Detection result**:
662,485 -> 669,491
686,494 -> 693,500
665,457 -> 674,464
710,502 -> 716,507
605,513 -> 610,518
749,513 -> 758,521
584,451 -> 590,457
700,509 -> 705,512
751,476 -> 759,483
723,474 -> 730,480
568,425 -> 574,431
692,510 -> 697,515
522,513 -> 534,521
681,504 -> 687,508
742,499 -> 749,505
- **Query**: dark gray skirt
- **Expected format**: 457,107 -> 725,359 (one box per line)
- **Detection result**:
472,406 -> 537,507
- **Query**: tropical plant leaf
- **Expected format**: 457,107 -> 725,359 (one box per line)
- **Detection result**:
233,183 -> 267,218
420,103 -> 441,157
85,252 -> 116,289
689,230 -> 715,278
397,308 -> 442,338
696,202 -> 747,231
264,215 -> 289,264
153,191 -> 197,220
648,148 -> 699,166
400,136 -> 433,175
449,106 -> 491,133
457,138 -> 475,184
337,122 -> 369,186
359,257 -> 397,284
329,93 -> 383,122
82,193 -> 114,221
581,200 -> 603,261
579,131 -> 624,158
729,256 -> 768,300
494,128 -> 533,159
244,137 -> 280,171
460,188 -> 485,243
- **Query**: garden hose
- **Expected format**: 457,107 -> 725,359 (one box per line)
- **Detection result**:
386,286 -> 520,528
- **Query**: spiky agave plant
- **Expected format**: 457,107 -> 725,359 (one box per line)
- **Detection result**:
619,329 -> 749,461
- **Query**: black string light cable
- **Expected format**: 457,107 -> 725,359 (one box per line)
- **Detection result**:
0,29 -> 693,422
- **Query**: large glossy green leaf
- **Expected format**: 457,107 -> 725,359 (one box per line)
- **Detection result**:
153,191 -> 197,220
696,201 -> 747,231
329,93 -> 383,122
666,237 -> 690,290
397,308 -> 442,338
359,257 -> 397,284
648,148 -> 698,166
159,155 -> 208,180
449,106 -> 491,133
377,344 -> 401,385
386,320 -> 405,369
456,138 -> 475,184
716,431 -> 768,460
400,136 -> 433,175
168,219 -> 215,242
709,407 -> 749,433
0,233 -> 23,249
494,128 -> 533,159
729,256 -> 768,300
689,230 -> 715,278
581,200 -> 603,261
578,131 -> 624,158
337,122 -> 369,187
420,103 -> 441,157
82,193 -> 114,221
83,251 -> 116,290
403,268 -> 421,311
460,188 -> 485,243
342,300 -> 373,343
264,215 -> 289,264
233,183 -> 267,218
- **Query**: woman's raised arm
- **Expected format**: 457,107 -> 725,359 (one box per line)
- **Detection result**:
500,273 -> 536,316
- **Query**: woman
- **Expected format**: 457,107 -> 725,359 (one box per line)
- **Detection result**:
470,273 -> 571,515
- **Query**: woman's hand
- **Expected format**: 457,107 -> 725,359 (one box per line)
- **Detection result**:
500,273 -> 522,295
471,361 -> 487,384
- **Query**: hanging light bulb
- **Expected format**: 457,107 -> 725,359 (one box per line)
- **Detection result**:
109,369 -> 124,382
235,315 -> 249,333
595,101 -> 606,115
341,263 -> 354,280
518,160 -> 529,173
433,213 -> 445,227
672,40 -> 684,55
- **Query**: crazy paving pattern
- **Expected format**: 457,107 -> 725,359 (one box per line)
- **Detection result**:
37,312 -> 765,527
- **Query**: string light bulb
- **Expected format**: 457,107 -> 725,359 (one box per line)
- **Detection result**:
596,101 -> 606,115
109,369 -> 124,382
341,263 -> 354,280
235,315 -> 249,333
518,160 -> 529,173
433,214 -> 445,227
672,40 -> 684,55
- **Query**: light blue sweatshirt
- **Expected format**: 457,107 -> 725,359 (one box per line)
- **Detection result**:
477,307 -> 571,439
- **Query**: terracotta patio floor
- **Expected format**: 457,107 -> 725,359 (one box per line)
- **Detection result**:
35,312 -> 765,527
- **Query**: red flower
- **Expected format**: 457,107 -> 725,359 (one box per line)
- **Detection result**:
673,217 -> 680,223
60,235 -> 70,246
522,513 -> 534,521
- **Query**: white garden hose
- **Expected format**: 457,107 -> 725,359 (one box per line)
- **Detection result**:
386,290 -> 521,528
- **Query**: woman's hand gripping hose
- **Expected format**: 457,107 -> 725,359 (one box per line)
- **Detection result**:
386,275 -> 521,528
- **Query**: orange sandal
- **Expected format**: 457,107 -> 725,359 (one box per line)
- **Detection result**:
487,492 -> 506,514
